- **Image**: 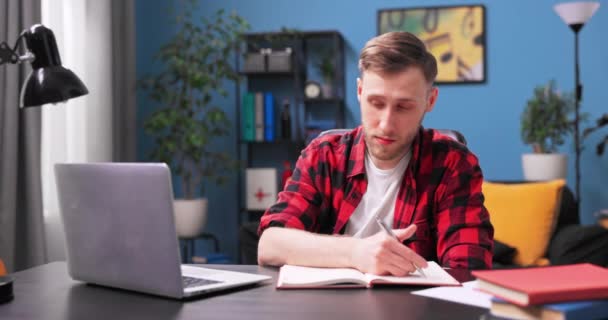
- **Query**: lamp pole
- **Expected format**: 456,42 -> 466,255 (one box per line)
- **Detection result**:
554,1 -> 600,211
573,27 -> 582,206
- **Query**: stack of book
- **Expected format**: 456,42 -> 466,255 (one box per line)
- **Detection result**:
242,91 -> 280,142
472,263 -> 608,320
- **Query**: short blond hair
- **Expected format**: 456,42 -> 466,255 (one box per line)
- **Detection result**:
358,32 -> 437,83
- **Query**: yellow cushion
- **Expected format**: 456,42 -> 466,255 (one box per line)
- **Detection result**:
483,179 -> 565,266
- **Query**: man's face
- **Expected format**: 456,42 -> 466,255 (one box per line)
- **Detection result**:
357,67 -> 438,169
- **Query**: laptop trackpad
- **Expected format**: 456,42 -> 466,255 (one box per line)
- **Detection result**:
182,276 -> 222,288
181,265 -> 240,282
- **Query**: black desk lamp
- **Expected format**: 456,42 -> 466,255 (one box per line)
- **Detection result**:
0,24 -> 88,304
0,24 -> 88,108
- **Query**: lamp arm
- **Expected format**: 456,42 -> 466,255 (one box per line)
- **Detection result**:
0,31 -> 34,66
0,41 -> 20,65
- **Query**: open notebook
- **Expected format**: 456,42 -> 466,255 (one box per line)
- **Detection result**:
277,261 -> 460,289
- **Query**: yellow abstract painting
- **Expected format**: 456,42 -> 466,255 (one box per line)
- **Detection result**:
378,5 -> 486,84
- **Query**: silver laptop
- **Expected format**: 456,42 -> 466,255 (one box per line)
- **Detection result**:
54,162 -> 271,299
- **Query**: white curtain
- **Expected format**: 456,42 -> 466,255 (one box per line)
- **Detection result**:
40,0 -> 114,261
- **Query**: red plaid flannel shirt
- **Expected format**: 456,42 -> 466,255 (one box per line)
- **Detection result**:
259,126 -> 494,269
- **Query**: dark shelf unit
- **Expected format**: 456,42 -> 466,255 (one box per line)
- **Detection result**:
235,30 -> 346,238
239,71 -> 295,77
304,98 -> 344,103
238,139 -> 306,145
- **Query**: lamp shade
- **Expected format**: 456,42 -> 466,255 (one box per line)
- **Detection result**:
20,66 -> 89,107
19,24 -> 88,108
554,1 -> 600,32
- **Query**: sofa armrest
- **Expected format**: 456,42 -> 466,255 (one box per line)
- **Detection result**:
548,224 -> 608,267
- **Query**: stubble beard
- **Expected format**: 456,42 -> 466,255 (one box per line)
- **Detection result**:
364,134 -> 409,163
363,119 -> 424,165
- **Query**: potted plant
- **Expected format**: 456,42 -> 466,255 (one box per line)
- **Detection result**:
521,80 -> 575,180
139,3 -> 249,238
314,49 -> 335,98
583,114 -> 608,156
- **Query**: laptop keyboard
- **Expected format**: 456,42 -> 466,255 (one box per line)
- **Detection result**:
182,276 -> 223,288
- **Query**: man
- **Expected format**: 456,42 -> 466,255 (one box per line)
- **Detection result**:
257,32 -> 493,275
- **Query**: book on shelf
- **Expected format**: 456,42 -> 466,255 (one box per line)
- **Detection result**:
254,92 -> 264,141
490,297 -> 608,320
242,92 -> 255,141
472,263 -> 608,306
264,92 -> 274,141
277,261 -> 459,289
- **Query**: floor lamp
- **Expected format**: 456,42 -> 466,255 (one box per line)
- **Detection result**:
0,24 -> 88,107
554,1 -> 600,207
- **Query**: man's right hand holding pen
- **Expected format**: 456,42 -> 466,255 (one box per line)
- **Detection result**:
349,220 -> 428,277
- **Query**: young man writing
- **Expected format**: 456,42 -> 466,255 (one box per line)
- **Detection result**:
257,32 -> 494,275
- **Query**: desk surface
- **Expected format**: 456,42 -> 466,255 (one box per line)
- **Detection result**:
0,262 -> 487,320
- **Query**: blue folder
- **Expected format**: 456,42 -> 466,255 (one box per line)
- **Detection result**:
264,92 -> 274,141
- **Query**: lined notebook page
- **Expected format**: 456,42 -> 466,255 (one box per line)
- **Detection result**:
278,265 -> 366,287
365,261 -> 460,286
277,261 -> 460,288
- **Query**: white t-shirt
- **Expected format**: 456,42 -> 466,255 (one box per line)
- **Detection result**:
344,150 -> 411,238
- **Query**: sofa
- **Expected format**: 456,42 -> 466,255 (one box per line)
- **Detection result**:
489,182 -> 608,268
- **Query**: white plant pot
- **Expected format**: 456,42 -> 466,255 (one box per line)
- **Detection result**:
173,198 -> 208,238
522,153 -> 568,181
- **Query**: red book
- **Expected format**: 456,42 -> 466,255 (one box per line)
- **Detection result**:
472,263 -> 608,306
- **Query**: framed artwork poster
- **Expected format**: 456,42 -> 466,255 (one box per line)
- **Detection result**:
377,5 -> 486,84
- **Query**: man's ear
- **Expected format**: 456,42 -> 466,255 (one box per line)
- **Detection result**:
425,86 -> 438,112
356,77 -> 362,102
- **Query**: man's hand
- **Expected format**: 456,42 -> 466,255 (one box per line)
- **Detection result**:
350,224 -> 428,276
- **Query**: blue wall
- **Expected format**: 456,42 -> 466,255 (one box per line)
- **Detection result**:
136,0 -> 608,261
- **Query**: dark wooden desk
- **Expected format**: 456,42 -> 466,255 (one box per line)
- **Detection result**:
0,262 -> 487,320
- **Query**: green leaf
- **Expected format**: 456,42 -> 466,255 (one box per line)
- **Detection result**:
521,80 -> 575,153
138,3 -> 250,196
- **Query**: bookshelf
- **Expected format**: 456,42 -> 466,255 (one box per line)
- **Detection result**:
235,30 -> 346,230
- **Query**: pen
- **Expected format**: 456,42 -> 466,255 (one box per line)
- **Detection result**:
374,216 -> 426,278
